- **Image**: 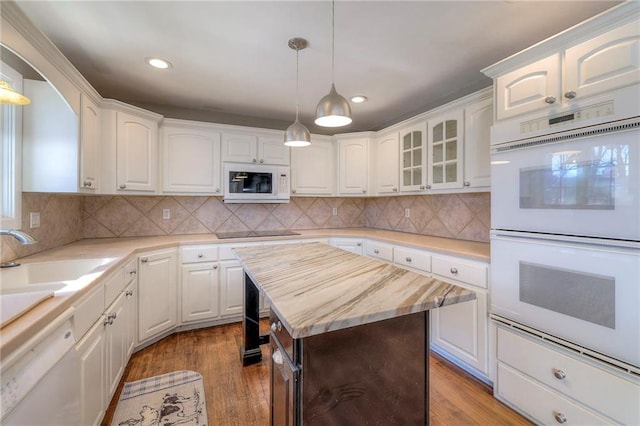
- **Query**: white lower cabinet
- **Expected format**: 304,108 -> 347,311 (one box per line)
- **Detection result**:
219,260 -> 245,317
495,325 -> 640,425
105,291 -> 126,400
75,318 -> 106,426
138,248 -> 178,342
181,262 -> 220,322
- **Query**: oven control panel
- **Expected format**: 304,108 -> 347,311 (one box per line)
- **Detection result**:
519,101 -> 614,135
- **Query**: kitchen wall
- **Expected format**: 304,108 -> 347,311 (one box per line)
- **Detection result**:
0,192 -> 489,263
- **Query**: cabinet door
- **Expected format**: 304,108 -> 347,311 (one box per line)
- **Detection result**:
495,54 -> 561,120
431,288 -> 488,375
181,262 -> 220,323
290,139 -> 335,195
105,292 -> 126,401
75,319 -> 105,426
162,126 -> 221,194
124,281 -> 137,359
259,136 -> 290,165
463,97 -> 492,189
116,112 -> 158,192
565,21 -> 640,101
80,94 -> 100,191
375,133 -> 399,194
400,125 -> 427,192
338,137 -> 369,195
428,111 -> 464,190
219,260 -> 245,317
222,133 -> 258,163
138,249 -> 177,342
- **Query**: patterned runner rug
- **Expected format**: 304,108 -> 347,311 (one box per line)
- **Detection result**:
112,370 -> 207,425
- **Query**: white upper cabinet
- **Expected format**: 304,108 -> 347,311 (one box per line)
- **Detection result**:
80,94 -> 100,192
222,132 -> 289,165
463,97 -> 492,189
399,124 -> 427,192
427,110 -> 464,190
374,132 -> 399,194
337,135 -> 370,196
100,100 -> 162,194
162,122 -> 221,194
290,137 -> 335,195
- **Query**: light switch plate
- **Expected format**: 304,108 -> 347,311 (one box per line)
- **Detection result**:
30,212 -> 41,228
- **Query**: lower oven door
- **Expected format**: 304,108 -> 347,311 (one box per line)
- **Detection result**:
491,231 -> 640,368
270,333 -> 299,426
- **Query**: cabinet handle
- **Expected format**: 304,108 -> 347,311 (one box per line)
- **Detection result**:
362,189 -> 367,194
292,189 -> 297,194
552,368 -> 566,380
213,265 -> 218,270
109,312 -> 117,320
119,184 -> 127,189
197,253 -> 203,258
553,412 -> 567,424
83,180 -> 93,188
419,185 -> 426,190
126,290 -> 134,297
450,267 -> 458,274
140,257 -> 148,263
405,257 -> 412,263
272,349 -> 284,365
426,185 -> 431,190
392,188 -> 398,192
130,270 -> 137,275
544,96 -> 557,104
270,321 -> 282,332
252,158 -> 257,163
215,188 -> 220,193
374,249 -> 379,254
357,242 -> 362,247
564,91 -> 576,99
463,181 -> 470,187
259,159 -> 264,164
103,316 -> 111,327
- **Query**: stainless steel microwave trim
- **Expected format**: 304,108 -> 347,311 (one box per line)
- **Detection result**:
492,116 -> 640,153
491,314 -> 640,377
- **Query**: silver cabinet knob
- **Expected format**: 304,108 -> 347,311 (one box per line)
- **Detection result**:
564,91 -> 576,99
140,257 -> 148,263
197,253 -> 203,258
463,181 -> 470,187
215,188 -> 220,193
553,412 -> 567,424
252,158 -> 257,163
213,265 -> 218,270
362,189 -> 367,194
272,349 -> 284,365
129,269 -> 137,275
259,159 -> 264,164
419,185 -> 426,190
406,257 -> 412,263
450,267 -> 458,274
119,184 -> 126,189
426,185 -> 431,190
374,249 -> 379,254
292,189 -> 297,194
545,96 -> 557,104
392,188 -> 398,192
270,321 -> 283,332
552,368 -> 566,380
357,242 -> 362,247
126,290 -> 134,297
83,180 -> 93,188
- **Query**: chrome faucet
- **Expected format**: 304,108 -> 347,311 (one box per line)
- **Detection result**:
0,229 -> 38,245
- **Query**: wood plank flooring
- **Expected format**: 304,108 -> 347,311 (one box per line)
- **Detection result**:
103,321 -> 531,425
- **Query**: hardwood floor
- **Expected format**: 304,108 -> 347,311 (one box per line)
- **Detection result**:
103,321 -> 531,425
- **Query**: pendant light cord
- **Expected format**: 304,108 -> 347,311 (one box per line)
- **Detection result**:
295,48 -> 300,120
331,0 -> 335,83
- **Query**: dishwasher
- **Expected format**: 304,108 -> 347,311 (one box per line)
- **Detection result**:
1,308 -> 81,425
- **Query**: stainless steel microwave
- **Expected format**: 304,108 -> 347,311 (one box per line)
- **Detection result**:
223,162 -> 290,203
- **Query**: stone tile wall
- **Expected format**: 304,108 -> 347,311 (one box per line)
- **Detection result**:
0,192 -> 489,263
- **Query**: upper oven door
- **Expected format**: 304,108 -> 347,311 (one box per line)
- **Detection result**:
491,120 -> 640,240
491,231 -> 640,368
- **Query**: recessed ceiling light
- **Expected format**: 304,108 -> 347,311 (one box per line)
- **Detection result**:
350,95 -> 368,103
146,57 -> 172,69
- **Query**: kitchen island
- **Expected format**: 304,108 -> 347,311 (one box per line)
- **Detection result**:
234,242 -> 476,425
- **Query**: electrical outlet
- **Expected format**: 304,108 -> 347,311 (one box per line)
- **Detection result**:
332,207 -> 338,216
29,212 -> 41,228
163,209 -> 171,220
404,208 -> 410,218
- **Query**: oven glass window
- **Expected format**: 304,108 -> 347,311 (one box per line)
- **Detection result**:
519,261 -> 615,329
519,144 -> 630,210
228,171 -> 273,194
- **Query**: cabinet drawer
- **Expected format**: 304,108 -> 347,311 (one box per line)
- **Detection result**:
432,255 -> 487,289
497,363 -> 612,425
181,245 -> 219,263
104,267 -> 125,309
73,283 -> 105,339
363,241 -> 393,262
393,247 -> 431,273
497,327 -> 640,425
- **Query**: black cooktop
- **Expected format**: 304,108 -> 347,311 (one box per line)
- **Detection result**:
215,230 -> 301,239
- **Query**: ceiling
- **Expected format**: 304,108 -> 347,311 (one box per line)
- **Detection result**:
12,1 -> 621,135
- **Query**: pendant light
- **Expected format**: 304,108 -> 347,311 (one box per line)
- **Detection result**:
284,38 -> 312,147
315,0 -> 352,128
0,78 -> 30,105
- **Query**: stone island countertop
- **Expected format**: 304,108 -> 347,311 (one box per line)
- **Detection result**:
233,242 -> 477,339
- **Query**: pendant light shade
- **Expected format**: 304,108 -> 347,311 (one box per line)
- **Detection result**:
315,0 -> 351,128
284,37 -> 311,147
0,78 -> 30,105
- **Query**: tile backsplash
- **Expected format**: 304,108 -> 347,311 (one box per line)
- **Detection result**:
1,192 -> 489,263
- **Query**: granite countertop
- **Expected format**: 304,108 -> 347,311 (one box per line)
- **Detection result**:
0,228 -> 488,359
234,242 -> 477,338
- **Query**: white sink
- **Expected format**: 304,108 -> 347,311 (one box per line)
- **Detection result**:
0,257 -> 117,295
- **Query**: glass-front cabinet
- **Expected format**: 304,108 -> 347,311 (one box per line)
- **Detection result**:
399,124 -> 426,192
428,110 -> 463,190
